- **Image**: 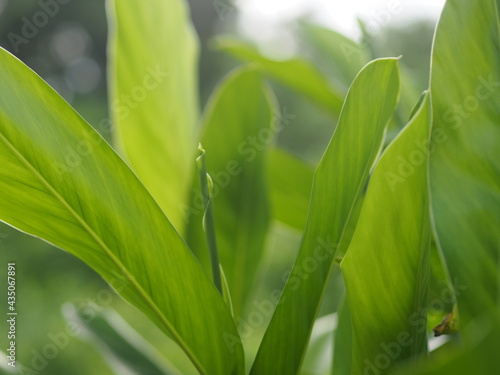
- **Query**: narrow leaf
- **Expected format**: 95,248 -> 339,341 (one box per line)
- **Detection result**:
251,58 -> 400,375
196,144 -> 223,294
332,297 -> 352,375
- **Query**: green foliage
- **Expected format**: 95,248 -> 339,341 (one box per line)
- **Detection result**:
64,304 -> 178,375
107,0 -> 199,231
429,0 -> 500,330
0,0 -> 498,374
214,37 -> 344,117
251,58 -> 400,375
0,48 -> 243,375
342,93 -> 432,372
185,67 -> 275,318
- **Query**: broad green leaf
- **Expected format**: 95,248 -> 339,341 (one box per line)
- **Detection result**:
185,67 -> 275,318
64,304 -> 178,375
0,49 -> 243,375
389,309 -> 500,375
267,148 -> 314,231
107,0 -> 199,231
300,23 -> 370,90
429,0 -> 500,329
214,37 -> 344,117
332,297 -> 352,375
251,58 -> 400,375
341,93 -> 432,374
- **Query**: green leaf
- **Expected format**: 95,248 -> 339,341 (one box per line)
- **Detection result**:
107,0 -> 199,231
251,58 -> 400,375
214,37 -> 344,117
0,48 -> 243,375
220,264 -> 234,316
332,297 -> 352,375
196,144 -> 223,294
429,0 -> 500,329
64,304 -> 178,375
185,67 -> 275,318
267,148 -> 314,231
341,93 -> 432,374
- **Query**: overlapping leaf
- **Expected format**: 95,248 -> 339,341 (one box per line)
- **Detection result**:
251,58 -> 400,375
341,93 -> 432,374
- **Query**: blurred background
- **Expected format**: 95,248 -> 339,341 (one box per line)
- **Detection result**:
0,0 -> 443,373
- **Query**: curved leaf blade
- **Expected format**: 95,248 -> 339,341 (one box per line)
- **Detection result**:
0,49 -> 243,375
341,93 -> 432,374
250,58 -> 400,375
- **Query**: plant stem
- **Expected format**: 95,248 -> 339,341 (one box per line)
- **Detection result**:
196,144 -> 223,294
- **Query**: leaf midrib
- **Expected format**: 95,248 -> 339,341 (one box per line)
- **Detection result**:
0,129 -> 207,374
